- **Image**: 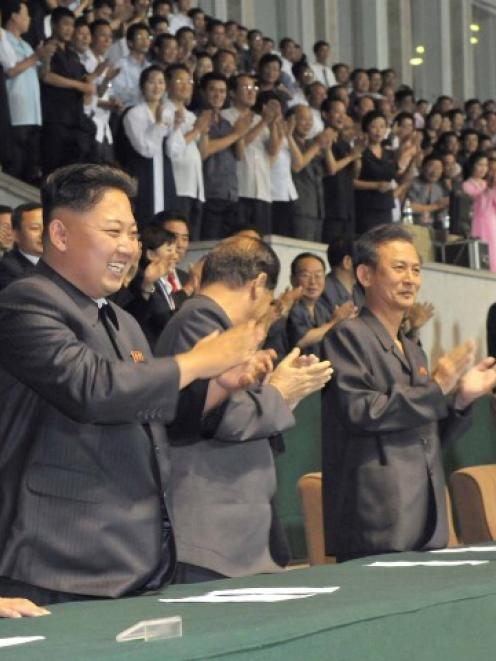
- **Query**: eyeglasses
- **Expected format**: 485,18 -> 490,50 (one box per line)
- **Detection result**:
239,84 -> 259,92
173,78 -> 194,85
296,271 -> 325,282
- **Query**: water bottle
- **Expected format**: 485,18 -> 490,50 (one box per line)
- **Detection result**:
402,198 -> 414,225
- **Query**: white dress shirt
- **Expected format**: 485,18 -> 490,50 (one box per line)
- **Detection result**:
270,139 -> 298,202
221,107 -> 272,203
163,99 -> 204,202
311,63 -> 336,88
308,108 -> 325,139
168,13 -> 193,35
82,51 -> 114,145
123,102 -> 172,213
112,54 -> 149,108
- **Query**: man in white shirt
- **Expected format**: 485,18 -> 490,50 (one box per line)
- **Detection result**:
112,22 -> 150,108
221,73 -> 278,236
305,81 -> 326,138
311,40 -> 336,88
163,63 -> 210,239
168,0 -> 193,35
278,37 -> 296,86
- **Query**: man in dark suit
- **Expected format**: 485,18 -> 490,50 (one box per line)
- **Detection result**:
156,236 -> 333,583
322,224 -> 496,562
0,202 -> 43,290
0,163 -> 263,605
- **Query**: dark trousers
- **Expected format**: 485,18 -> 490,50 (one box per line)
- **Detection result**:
322,217 -> 356,244
4,125 -> 41,184
173,562 -> 226,584
41,122 -> 95,176
272,201 -> 295,237
293,214 -> 323,242
238,197 -> 272,236
174,196 -> 203,241
201,198 -> 239,240
0,576 -> 101,607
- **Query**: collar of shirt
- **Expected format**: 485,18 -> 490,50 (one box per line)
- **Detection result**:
19,250 -> 40,265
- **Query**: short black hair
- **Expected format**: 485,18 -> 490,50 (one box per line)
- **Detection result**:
89,18 -> 111,36
0,205 -> 13,215
463,150 -> 488,180
207,18 -> 224,32
395,87 -> 415,105
149,15 -> 168,30
41,164 -> 136,231
326,84 -> 347,102
361,109 -> 386,133
393,111 -> 415,126
51,6 -> 75,25
126,21 -> 150,42
2,0 -> 26,27
93,0 -> 116,10
176,26 -> 195,40
229,72 -> 255,93
199,71 -> 227,92
164,62 -> 190,82
153,32 -> 176,49
12,203 -> 42,231
321,96 -> 346,114
464,98 -> 481,112
291,252 -> 326,277
279,37 -> 295,51
292,60 -> 311,80
313,40 -> 329,55
258,53 -> 282,71
327,237 -> 355,268
139,64 -> 165,92
152,210 -> 190,230
153,0 -> 172,11
202,237 -> 280,291
140,225 -> 176,253
355,225 -> 415,271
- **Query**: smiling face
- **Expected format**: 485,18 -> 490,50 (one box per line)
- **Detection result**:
45,188 -> 139,298
358,240 -> 421,315
15,208 -> 43,256
205,78 -> 227,111
142,69 -> 166,103
291,256 -> 326,303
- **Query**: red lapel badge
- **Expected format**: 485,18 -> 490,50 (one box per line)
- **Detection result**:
130,350 -> 145,363
418,366 -> 428,377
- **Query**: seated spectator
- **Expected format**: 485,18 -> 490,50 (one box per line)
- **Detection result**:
124,225 -> 179,349
321,236 -> 364,313
287,252 -> 355,355
39,7 -> 96,175
120,65 -> 176,227
0,205 -> 13,258
164,63 -> 210,239
0,202 -> 43,291
198,72 -> 251,239
112,22 -> 151,109
152,210 -> 196,292
408,154 -> 449,226
463,151 -> 496,271
311,40 -> 336,88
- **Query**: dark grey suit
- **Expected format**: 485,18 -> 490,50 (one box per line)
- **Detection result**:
156,295 -> 295,578
0,262 -> 180,598
0,248 -> 37,291
321,307 -> 471,558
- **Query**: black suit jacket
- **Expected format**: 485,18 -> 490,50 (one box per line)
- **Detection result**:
0,249 -> 37,291
0,261 -> 180,597
321,307 -> 471,558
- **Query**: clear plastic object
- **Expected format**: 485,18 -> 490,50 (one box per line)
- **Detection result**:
116,616 -> 183,643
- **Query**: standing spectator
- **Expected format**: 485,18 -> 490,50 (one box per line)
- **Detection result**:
199,72 -> 251,239
354,110 -> 398,232
205,18 -> 225,58
0,0 -> 47,184
291,104 -> 332,241
175,25 -> 195,66
112,22 -> 150,108
168,0 -> 192,35
311,40 -> 336,88
39,6 -> 96,175
289,60 -> 313,107
71,17 -> 92,68
239,28 -> 263,75
305,80 -> 326,137
464,98 -> 482,128
408,154 -> 449,227
164,63 -> 210,239
278,36 -> 297,85
458,128 -> 480,167
332,62 -> 350,86
463,151 -> 496,271
367,67 -> 383,97
440,151 -> 469,236
349,68 -> 369,109
222,73 -> 277,235
321,98 -> 363,240
121,65 -> 176,226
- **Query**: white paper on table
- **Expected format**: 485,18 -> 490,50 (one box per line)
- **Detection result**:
0,636 -> 45,648
366,560 -> 489,567
160,594 -> 316,603
209,587 -> 340,596
430,546 -> 496,553
159,586 -> 340,604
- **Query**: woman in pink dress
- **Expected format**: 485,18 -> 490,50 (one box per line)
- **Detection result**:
462,151 -> 496,272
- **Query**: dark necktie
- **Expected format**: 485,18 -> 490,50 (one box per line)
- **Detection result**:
98,303 -> 123,360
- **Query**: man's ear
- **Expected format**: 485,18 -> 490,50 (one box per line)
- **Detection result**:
251,272 -> 267,298
48,219 -> 69,252
356,263 -> 371,289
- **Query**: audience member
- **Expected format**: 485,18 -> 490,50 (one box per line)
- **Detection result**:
321,236 -> 364,313
463,151 -> 496,271
0,205 -> 14,257
311,40 -> 335,88
0,202 -> 43,291
112,21 -> 151,108
408,154 -> 449,226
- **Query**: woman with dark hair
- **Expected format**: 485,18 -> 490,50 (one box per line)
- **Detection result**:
118,65 -> 176,227
462,151 -> 496,271
125,224 -> 180,349
354,110 -> 398,232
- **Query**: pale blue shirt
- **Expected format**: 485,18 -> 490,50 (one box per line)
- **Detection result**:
1,31 -> 41,126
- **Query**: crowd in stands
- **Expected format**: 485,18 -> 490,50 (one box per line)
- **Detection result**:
1,0 -> 496,267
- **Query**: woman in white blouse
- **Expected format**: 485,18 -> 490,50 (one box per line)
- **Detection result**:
120,65 -> 176,227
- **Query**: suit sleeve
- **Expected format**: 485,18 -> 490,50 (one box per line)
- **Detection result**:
0,288 -> 180,425
322,322 -> 449,433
